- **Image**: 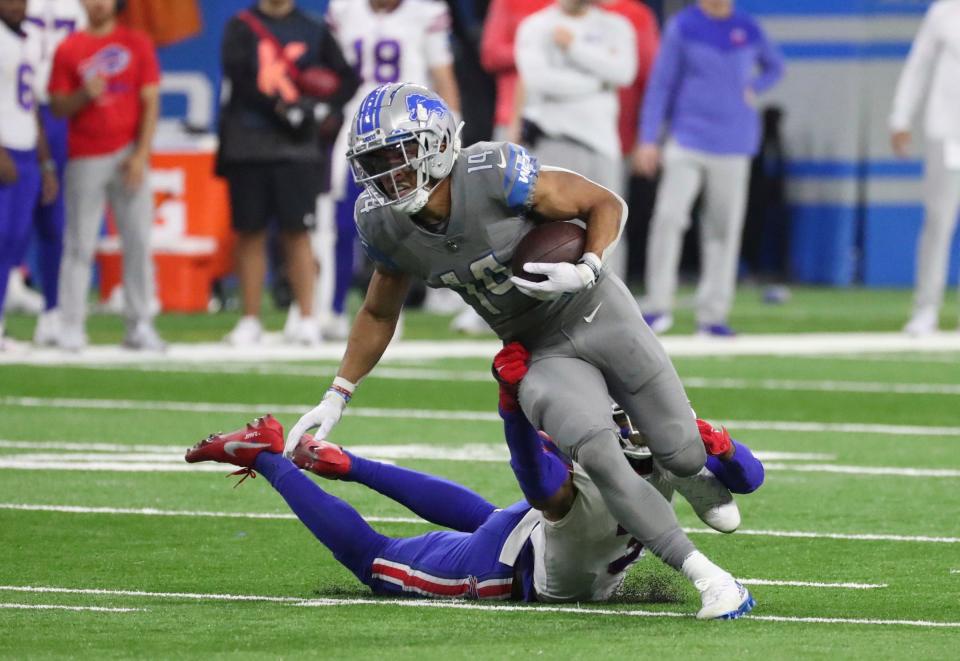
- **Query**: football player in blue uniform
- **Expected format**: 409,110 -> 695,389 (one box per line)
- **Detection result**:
187,344 -> 762,616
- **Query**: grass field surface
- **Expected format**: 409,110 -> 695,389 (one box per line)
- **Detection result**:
1,287 -> 959,658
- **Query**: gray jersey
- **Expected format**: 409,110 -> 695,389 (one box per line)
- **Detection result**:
355,141 -> 592,340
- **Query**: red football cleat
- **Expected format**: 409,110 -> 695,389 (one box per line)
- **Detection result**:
696,418 -> 733,457
291,434 -> 352,479
185,415 -> 285,469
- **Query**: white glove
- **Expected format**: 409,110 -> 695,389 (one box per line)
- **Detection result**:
510,253 -> 602,301
284,377 -> 357,456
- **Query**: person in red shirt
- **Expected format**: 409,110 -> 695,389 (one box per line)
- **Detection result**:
603,0 -> 659,162
480,0 -> 552,142
47,0 -> 163,351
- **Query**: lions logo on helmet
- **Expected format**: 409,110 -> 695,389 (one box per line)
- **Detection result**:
347,83 -> 462,215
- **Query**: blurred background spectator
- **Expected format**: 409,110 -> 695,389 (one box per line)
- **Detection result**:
216,0 -> 358,347
316,0 -> 461,340
1,1 -> 954,347
515,0 -> 636,280
635,0 -> 782,337
0,0 -> 56,351
889,0 -> 960,336
21,0 -> 86,346
49,0 -> 164,351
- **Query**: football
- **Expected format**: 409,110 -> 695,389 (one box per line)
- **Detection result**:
297,66 -> 340,100
511,222 -> 586,282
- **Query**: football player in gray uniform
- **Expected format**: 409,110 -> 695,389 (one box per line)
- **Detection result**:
286,83 -> 754,618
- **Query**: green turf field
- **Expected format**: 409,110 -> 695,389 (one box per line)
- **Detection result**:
1,288 -> 959,658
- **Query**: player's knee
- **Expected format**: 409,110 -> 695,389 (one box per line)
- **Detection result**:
653,420 -> 705,477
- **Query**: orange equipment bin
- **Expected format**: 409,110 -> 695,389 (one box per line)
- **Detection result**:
95,143 -> 234,313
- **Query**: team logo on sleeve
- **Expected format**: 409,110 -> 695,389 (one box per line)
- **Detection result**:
406,94 -> 447,124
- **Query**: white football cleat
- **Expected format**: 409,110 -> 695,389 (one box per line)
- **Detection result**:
282,303 -> 302,342
322,314 -> 350,341
695,575 -> 755,620
664,466 -> 740,533
289,315 -> 321,346
123,321 -> 167,352
903,307 -> 938,336
225,316 -> 263,347
5,269 -> 44,314
642,312 -> 674,335
33,309 -> 61,347
56,323 -> 88,352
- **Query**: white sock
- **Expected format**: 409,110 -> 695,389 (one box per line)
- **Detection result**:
681,551 -> 730,587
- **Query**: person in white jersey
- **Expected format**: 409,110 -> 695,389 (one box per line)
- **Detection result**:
21,0 -> 85,345
306,0 -> 463,340
890,0 -> 960,336
0,0 -> 57,350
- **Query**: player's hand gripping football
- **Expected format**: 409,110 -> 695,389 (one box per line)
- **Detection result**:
284,387 -> 351,456
510,253 -> 602,301
492,341 -> 530,412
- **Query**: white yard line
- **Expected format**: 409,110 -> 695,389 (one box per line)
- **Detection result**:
3,503 -> 957,544
738,579 -> 886,589
8,586 -> 957,628
0,439 -> 836,463
682,377 -> 960,396
0,503 -> 421,524
73,361 -> 960,396
0,602 -> 142,613
2,396 -> 959,437
2,332 -> 960,366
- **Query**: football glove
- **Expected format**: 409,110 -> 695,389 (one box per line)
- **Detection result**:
492,341 -> 530,411
696,418 -> 733,457
510,253 -> 602,301
284,380 -> 356,456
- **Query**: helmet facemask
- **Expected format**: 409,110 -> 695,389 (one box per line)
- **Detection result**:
350,130 -> 445,214
347,83 -> 462,215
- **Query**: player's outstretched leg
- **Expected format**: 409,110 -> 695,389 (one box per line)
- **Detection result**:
185,414 -> 286,469
293,436 -> 497,533
185,415 -> 389,584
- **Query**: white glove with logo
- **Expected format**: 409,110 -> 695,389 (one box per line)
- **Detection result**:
284,378 -> 356,456
510,252 -> 603,301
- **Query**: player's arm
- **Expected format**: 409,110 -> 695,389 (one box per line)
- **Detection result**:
122,83 -> 158,189
479,0 -> 516,74
698,420 -> 765,494
515,20 -> 603,98
34,111 -> 58,204
889,5 -> 940,156
284,268 -> 411,454
564,18 -> 637,88
49,74 -> 105,118
494,343 -> 575,520
339,268 -> 410,384
510,168 -> 626,299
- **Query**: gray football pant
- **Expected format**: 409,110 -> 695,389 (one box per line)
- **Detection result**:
913,139 -> 960,313
60,145 -> 155,331
645,142 -> 750,325
533,136 -> 629,282
517,276 -> 704,569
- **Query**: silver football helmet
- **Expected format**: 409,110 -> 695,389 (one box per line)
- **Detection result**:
347,83 -> 462,214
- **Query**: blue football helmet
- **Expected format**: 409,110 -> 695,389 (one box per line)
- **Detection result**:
347,83 -> 462,214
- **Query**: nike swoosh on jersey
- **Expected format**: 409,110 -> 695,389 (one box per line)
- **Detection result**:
584,302 -> 603,324
497,150 -> 507,169
224,441 -> 270,457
